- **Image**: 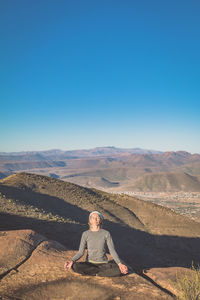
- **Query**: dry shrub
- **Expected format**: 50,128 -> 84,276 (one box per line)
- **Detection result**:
176,265 -> 200,300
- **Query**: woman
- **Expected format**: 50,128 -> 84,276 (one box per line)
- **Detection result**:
64,211 -> 128,277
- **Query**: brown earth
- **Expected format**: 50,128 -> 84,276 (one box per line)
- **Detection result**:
118,172 -> 200,192
0,229 -> 190,300
0,173 -> 200,299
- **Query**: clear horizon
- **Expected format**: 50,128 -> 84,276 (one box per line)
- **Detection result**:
1,1 -> 200,154
0,145 -> 199,155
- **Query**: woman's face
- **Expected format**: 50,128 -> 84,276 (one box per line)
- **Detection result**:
89,213 -> 101,227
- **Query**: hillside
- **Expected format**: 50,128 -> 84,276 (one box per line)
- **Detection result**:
0,171 -> 11,180
1,172 -> 200,265
0,172 -> 200,299
0,160 -> 66,172
121,172 -> 200,192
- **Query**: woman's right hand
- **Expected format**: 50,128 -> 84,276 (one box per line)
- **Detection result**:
118,263 -> 128,274
64,260 -> 74,270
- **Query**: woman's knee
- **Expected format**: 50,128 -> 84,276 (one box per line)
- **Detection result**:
72,262 -> 99,276
98,261 -> 122,277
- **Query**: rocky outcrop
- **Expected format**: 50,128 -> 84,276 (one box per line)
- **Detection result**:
0,230 -> 45,277
0,229 -> 194,300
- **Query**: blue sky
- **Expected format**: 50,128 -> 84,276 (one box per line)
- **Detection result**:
1,0 -> 200,153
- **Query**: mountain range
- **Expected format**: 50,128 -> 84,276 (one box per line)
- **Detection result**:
0,147 -> 200,192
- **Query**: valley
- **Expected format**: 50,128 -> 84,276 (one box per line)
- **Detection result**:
113,191 -> 200,222
1,147 -> 200,227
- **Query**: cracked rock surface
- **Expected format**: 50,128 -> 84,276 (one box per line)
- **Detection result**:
0,230 -> 44,277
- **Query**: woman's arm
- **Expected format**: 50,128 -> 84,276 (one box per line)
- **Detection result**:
72,231 -> 87,261
106,231 -> 121,264
106,232 -> 128,274
64,231 -> 87,270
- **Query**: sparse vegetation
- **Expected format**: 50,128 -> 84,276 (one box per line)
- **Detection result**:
0,193 -> 76,224
175,265 -> 200,300
1,172 -> 200,237
128,173 -> 200,193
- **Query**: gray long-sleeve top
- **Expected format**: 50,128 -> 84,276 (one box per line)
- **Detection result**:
72,229 -> 121,265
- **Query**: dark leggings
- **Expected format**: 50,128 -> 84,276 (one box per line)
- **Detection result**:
72,260 -> 122,277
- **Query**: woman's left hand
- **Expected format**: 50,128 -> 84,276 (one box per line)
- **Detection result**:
64,260 -> 74,270
118,263 -> 128,274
